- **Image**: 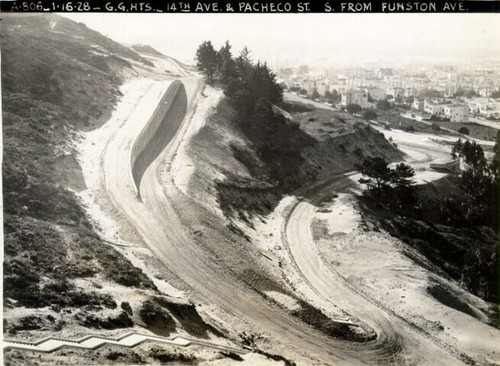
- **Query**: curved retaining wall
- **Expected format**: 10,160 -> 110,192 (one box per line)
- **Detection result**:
130,80 -> 187,195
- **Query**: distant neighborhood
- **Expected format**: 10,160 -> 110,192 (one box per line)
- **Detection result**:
277,64 -> 500,124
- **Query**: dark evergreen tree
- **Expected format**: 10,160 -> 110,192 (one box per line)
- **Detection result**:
311,89 -> 320,100
376,99 -> 391,110
217,41 -> 236,83
196,41 -> 218,81
391,163 -> 415,188
357,157 -> 393,191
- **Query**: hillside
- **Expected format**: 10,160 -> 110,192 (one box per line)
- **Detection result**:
132,44 -> 198,77
6,15 -> 498,366
1,15 -> 230,365
2,12 -> 150,326
216,99 -> 402,219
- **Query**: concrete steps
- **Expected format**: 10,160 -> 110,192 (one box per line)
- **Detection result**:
4,332 -> 246,354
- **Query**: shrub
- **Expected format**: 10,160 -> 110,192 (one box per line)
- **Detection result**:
362,110 -> 377,121
346,103 -> 362,114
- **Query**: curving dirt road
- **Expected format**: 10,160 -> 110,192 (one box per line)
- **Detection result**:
101,76 -> 470,364
285,196 -> 464,365
102,77 -> 354,365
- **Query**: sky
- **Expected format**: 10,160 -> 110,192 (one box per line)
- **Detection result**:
63,13 -> 500,68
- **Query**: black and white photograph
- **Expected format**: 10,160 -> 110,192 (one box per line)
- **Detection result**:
1,7 -> 500,365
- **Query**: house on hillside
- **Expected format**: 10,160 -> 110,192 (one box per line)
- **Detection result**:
364,87 -> 386,101
424,99 -> 448,118
412,98 -> 425,111
341,89 -> 372,109
444,104 -> 469,122
386,87 -> 404,99
466,97 -> 500,119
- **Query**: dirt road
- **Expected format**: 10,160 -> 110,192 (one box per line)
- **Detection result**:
101,77 -> 355,365
285,194 -> 465,365
100,75 -> 469,364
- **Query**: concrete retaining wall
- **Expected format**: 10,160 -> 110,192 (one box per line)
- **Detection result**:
130,80 -> 187,195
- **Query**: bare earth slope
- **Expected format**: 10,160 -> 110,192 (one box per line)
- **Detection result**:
5,14 -> 499,366
2,14 -> 253,365
2,14 -> 157,339
173,95 -> 500,364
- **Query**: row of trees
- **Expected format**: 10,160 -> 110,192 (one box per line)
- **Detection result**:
196,41 -> 282,120
195,41 -> 314,192
449,138 -> 498,300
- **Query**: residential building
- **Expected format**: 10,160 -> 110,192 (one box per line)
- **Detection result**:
364,87 -> 386,101
387,87 -> 404,99
412,99 -> 425,111
341,89 -> 372,109
466,97 -> 491,115
424,100 -> 447,117
444,104 -> 469,122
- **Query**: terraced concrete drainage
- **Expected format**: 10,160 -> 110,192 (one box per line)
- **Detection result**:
3,332 -> 246,355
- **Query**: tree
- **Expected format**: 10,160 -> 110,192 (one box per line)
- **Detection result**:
356,157 -> 393,191
325,89 -> 340,104
376,99 -> 391,110
392,163 -> 416,209
346,103 -> 362,114
358,158 -> 417,209
451,139 -> 497,225
391,163 -> 415,188
235,46 -> 252,81
210,43 -> 282,123
491,88 -> 500,99
458,127 -> 470,135
419,89 -> 442,99
311,88 -> 320,100
217,41 -> 236,83
362,110 -> 377,121
246,61 -> 282,104
452,140 -> 487,172
196,41 -> 218,81
492,131 -> 500,179
454,88 -> 478,98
